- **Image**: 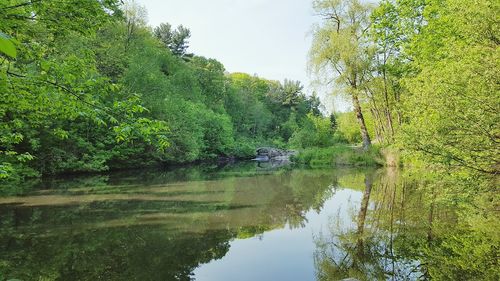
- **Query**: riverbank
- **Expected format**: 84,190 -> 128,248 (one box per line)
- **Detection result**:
291,145 -> 385,167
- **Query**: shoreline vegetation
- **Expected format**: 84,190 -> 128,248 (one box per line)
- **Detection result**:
0,0 -> 497,195
292,145 -> 384,168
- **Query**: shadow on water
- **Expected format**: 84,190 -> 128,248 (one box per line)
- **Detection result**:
0,163 -> 498,280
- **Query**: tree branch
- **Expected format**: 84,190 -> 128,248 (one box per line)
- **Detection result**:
0,0 -> 44,11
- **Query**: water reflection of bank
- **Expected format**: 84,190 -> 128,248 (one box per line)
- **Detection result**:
0,165 -> 497,280
0,166 -> 340,280
314,168 -> 498,281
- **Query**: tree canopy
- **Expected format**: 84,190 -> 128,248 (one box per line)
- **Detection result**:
0,0 -> 326,183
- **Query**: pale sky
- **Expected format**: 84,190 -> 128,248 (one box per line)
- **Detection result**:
137,0 -> 348,112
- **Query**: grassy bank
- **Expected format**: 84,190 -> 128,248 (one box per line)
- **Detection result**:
291,145 -> 384,168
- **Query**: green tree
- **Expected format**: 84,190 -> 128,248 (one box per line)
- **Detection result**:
290,113 -> 336,148
0,0 -> 169,181
310,0 -> 375,149
329,113 -> 337,132
399,0 -> 499,175
154,23 -> 192,58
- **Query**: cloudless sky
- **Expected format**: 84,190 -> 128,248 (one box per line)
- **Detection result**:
137,0 -> 348,112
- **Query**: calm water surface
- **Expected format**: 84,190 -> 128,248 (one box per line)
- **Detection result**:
0,162 -> 494,280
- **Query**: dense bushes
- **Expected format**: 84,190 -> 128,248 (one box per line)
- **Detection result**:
289,113 -> 337,148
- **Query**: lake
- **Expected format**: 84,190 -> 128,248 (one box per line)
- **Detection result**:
0,162 -> 496,280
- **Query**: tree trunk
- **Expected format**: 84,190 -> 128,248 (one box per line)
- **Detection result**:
371,108 -> 382,141
355,172 -> 374,258
392,84 -> 403,126
427,186 -> 436,242
352,93 -> 372,149
357,174 -> 373,235
381,53 -> 395,140
369,96 -> 386,143
382,68 -> 395,139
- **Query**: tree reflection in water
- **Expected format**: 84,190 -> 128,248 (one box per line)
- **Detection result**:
0,164 -> 497,280
0,165 -> 338,280
314,168 -> 499,281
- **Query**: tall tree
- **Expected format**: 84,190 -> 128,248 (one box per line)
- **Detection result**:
282,79 -> 304,106
310,0 -> 374,149
367,0 -> 427,142
154,23 -> 192,58
123,0 -> 148,50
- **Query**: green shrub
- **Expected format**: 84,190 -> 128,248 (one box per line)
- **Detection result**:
289,113 -> 336,148
292,145 -> 383,167
231,137 -> 258,159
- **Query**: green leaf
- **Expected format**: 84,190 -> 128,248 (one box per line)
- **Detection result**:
40,60 -> 50,71
0,32 -> 17,58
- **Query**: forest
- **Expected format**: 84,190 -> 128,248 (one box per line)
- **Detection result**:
0,0 -> 331,184
0,0 -> 497,193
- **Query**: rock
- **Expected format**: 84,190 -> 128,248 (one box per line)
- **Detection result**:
255,147 -> 296,161
254,155 -> 269,162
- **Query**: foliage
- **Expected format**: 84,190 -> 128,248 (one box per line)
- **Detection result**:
397,0 -> 499,175
0,0 -> 327,184
336,112 -> 363,144
154,23 -> 192,58
292,145 -> 383,167
316,0 -> 498,180
310,0 -> 375,149
0,32 -> 16,58
0,0 -> 169,182
289,113 -> 336,148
